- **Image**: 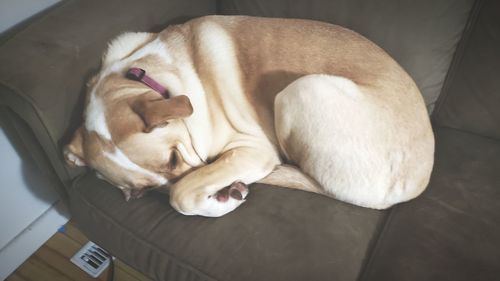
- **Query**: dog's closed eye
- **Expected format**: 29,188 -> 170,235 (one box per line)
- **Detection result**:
168,150 -> 178,169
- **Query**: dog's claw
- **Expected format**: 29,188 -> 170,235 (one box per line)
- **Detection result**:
230,189 -> 243,200
229,181 -> 247,200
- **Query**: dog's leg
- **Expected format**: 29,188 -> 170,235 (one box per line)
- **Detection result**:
257,164 -> 325,194
274,74 -> 421,209
169,145 -> 280,217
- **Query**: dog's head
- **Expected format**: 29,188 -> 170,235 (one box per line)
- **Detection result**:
63,32 -> 203,200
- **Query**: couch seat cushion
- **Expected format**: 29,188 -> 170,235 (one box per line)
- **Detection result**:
70,176 -> 384,281
361,127 -> 500,281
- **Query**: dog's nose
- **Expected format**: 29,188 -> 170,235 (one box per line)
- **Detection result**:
129,185 -> 156,200
130,188 -> 147,199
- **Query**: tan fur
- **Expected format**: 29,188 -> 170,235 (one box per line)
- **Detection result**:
258,165 -> 323,194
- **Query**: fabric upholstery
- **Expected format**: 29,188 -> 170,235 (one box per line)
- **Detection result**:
218,0 -> 475,113
361,127 -> 500,281
2,1 -> 500,280
71,176 -> 384,281
71,126 -> 500,280
434,0 -> 500,140
0,0 -> 216,186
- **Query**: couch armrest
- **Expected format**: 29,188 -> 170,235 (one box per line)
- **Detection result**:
0,0 -> 216,191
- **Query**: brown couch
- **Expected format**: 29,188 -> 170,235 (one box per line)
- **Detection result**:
1,0 -> 499,280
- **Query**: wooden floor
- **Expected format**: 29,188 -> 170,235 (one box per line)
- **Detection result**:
6,221 -> 151,281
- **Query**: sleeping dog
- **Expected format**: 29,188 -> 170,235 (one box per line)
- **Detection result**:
63,16 -> 434,217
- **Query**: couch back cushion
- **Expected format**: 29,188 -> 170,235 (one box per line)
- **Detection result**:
434,0 -> 500,140
218,0 -> 475,113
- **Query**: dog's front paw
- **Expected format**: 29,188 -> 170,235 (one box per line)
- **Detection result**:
215,181 -> 249,202
170,181 -> 249,217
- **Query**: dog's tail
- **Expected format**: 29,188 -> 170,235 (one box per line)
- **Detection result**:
257,164 -> 325,194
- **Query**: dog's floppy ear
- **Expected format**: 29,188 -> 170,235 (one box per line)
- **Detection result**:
132,94 -> 193,132
63,126 -> 87,167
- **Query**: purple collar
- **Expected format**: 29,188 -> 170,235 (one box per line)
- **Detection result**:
125,68 -> 170,98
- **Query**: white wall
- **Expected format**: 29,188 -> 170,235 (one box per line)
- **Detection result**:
0,0 -> 61,33
0,127 -> 69,281
0,127 -> 61,250
0,0 -> 66,279
0,124 -> 70,279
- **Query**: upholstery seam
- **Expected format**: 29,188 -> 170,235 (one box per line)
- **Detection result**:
356,205 -> 398,281
357,123 -> 500,281
215,0 -> 222,15
435,124 -> 500,142
72,178 -> 219,281
431,0 -> 484,121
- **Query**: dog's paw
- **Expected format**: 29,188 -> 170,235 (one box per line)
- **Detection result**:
214,181 -> 249,202
171,181 -> 249,217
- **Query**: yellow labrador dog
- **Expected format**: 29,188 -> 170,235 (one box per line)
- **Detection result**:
64,16 -> 434,217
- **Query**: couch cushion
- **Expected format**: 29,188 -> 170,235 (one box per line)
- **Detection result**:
360,127 -> 500,281
0,0 -> 216,185
434,0 -> 500,140
70,177 -> 385,281
218,0 -> 474,113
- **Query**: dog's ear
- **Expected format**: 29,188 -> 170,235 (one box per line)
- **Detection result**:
132,94 -> 193,132
63,126 -> 87,167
